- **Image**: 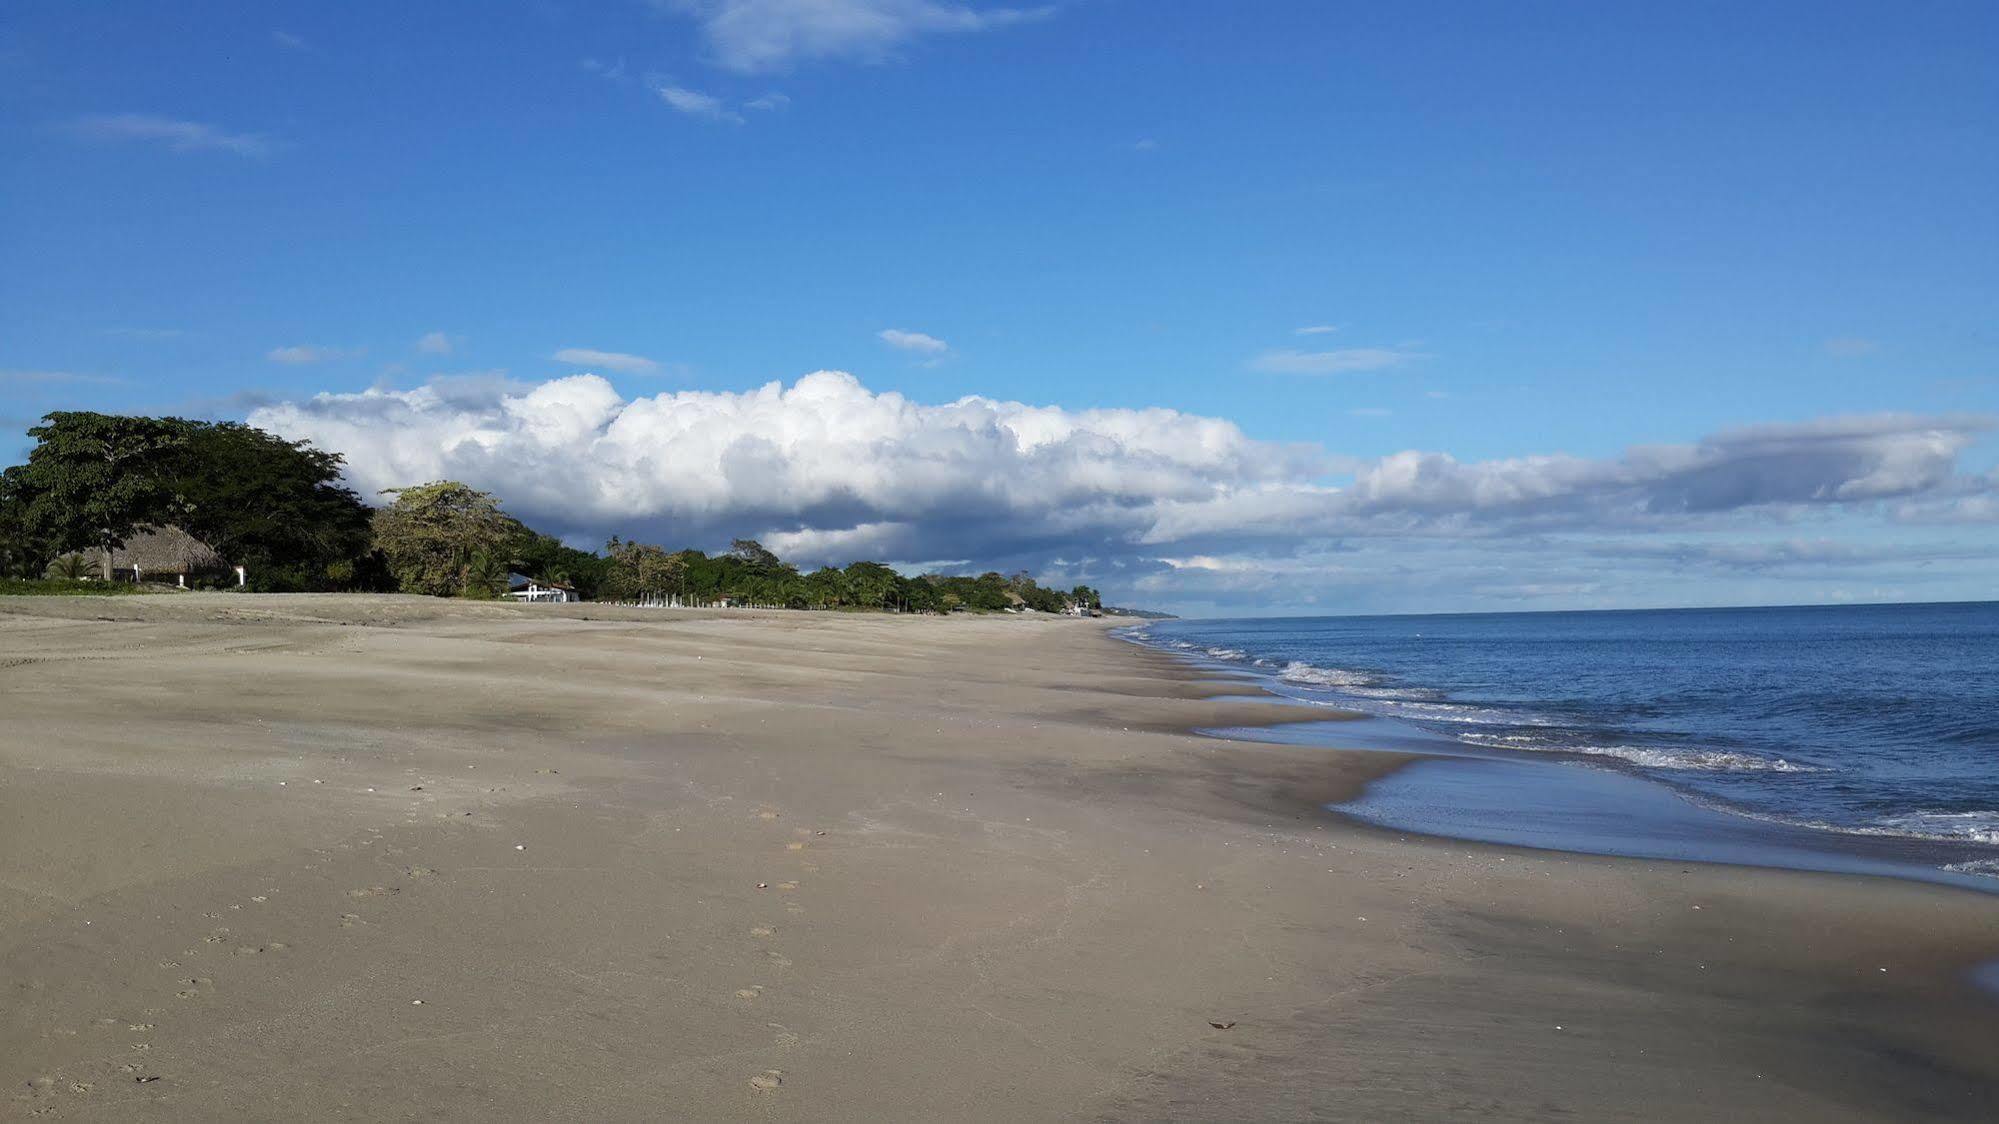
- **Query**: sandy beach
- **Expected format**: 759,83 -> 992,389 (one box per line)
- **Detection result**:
3,595 -> 1996,1121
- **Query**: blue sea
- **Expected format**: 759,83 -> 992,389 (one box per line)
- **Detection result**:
1123,602 -> 1999,885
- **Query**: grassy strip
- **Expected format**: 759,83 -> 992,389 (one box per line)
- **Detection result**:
0,578 -> 157,596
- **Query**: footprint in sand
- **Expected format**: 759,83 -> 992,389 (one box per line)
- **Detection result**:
734,986 -> 764,1001
775,881 -> 798,893
767,1025 -> 801,1049
785,842 -> 805,851
233,942 -> 288,956
749,926 -> 774,938
757,809 -> 781,822
748,1069 -> 783,1092
347,886 -> 400,899
764,952 -> 792,969
339,913 -> 366,928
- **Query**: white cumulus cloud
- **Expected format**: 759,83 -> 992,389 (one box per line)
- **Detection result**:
246,373 -> 1997,602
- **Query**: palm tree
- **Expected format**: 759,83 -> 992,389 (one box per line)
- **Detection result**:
462,550 -> 506,599
44,553 -> 91,581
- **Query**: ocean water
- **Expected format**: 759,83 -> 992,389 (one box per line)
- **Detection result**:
1124,602 -> 1999,879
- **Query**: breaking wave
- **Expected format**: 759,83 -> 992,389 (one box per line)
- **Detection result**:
1873,810 -> 1999,846
1278,661 -> 1375,688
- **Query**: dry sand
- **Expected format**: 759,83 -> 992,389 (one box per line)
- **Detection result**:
2,594 -> 1996,1121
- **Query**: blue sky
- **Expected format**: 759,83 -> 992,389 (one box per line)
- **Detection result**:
3,2 -> 1996,614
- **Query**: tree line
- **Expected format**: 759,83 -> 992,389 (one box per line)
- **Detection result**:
0,411 -> 1104,614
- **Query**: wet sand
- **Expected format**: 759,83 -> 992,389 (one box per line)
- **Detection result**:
2,594 -> 1996,1121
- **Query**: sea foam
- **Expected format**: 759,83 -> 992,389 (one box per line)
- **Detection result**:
1457,732 -> 1815,772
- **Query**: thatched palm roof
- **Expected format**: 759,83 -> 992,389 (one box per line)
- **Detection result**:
108,526 -> 227,574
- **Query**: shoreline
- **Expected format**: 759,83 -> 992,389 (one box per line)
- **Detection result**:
1116,622 -> 1999,897
5,594 -> 1999,1120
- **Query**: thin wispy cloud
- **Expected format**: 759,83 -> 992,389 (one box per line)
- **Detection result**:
267,345 -> 356,365
1250,347 -> 1417,375
272,31 -> 309,51
582,57 -> 630,83
67,113 -> 274,157
102,327 -> 188,340
1131,138 -> 1159,152
1825,337 -> 1880,358
416,331 -> 456,356
745,91 -> 792,111
1294,324 -> 1339,336
649,79 -> 744,123
0,369 -> 125,385
878,328 -> 950,357
551,347 -> 663,375
660,0 -> 1054,74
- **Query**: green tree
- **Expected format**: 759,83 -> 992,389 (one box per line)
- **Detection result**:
843,560 -> 900,609
602,536 -> 687,601
372,481 -> 524,597
462,550 -> 507,600
728,538 -> 784,573
7,412 -> 189,578
0,466 -> 53,578
162,422 -> 372,583
2,413 -> 374,588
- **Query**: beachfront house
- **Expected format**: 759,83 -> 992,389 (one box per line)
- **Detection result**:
57,525 -> 246,588
507,572 -> 578,603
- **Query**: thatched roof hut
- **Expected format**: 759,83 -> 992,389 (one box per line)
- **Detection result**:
108,526 -> 226,576
52,526 -> 237,584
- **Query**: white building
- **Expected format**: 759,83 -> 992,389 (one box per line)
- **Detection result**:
507,573 -> 578,603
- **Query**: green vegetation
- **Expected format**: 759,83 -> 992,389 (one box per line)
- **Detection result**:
1,410 -> 1121,615
0,578 -> 153,596
596,537 -> 1100,614
371,482 -> 521,598
368,481 -> 608,600
0,412 -> 374,589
